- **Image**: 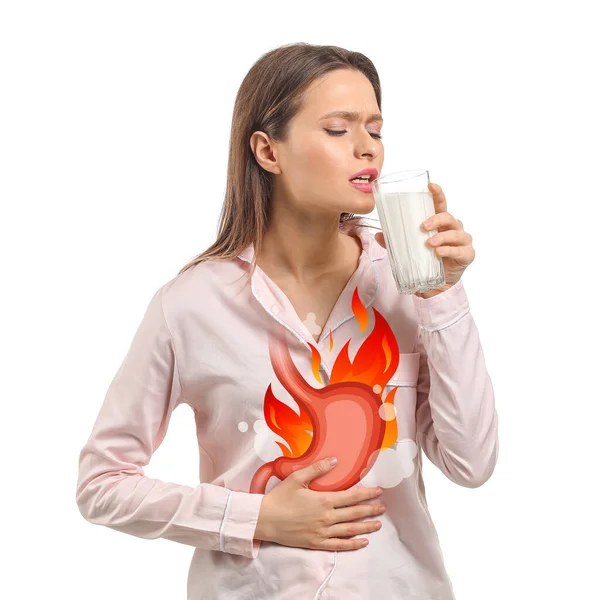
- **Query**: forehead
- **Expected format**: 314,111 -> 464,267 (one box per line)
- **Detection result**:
298,69 -> 382,123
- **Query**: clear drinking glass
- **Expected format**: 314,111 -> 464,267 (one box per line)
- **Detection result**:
371,169 -> 446,295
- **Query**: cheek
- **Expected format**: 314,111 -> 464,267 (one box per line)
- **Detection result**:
290,141 -> 345,191
304,138 -> 344,173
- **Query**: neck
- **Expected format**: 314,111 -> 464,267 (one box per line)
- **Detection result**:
256,208 -> 360,286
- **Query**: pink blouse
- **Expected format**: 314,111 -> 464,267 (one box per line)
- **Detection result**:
76,219 -> 499,599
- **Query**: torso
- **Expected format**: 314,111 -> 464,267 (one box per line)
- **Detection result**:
261,232 -> 363,344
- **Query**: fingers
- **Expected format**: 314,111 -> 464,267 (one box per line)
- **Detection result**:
421,210 -> 461,232
431,244 -> 476,261
328,485 -> 383,509
325,519 -> 382,541
426,229 -> 472,247
326,502 -> 386,526
428,182 -> 448,213
317,536 -> 371,551
292,457 -> 338,487
313,504 -> 386,552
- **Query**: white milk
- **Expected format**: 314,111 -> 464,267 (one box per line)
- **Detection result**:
375,191 -> 446,294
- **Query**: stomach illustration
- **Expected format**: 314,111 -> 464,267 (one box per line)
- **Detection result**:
249,286 -> 403,494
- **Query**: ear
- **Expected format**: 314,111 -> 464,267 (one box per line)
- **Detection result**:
249,131 -> 281,175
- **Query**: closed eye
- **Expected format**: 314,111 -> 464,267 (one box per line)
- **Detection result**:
325,129 -> 383,140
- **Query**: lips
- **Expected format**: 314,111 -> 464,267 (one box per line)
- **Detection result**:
349,167 -> 379,182
350,180 -> 374,193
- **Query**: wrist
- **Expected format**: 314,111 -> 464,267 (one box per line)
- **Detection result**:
253,497 -> 272,542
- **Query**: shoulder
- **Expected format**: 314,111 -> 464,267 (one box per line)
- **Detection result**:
159,257 -> 249,321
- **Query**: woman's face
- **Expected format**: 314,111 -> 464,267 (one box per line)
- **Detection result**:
255,68 -> 384,220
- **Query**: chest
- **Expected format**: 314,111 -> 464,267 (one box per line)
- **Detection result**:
255,234 -> 363,344
179,257 -> 422,471
277,277 -> 350,343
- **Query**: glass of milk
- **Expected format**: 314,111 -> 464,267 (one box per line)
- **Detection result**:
371,169 -> 446,295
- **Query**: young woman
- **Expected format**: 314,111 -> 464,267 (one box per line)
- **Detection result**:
76,42 -> 499,600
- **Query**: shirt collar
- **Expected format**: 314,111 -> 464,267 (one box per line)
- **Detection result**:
235,218 -> 385,348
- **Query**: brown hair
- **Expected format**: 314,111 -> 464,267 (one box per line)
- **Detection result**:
178,42 -> 382,282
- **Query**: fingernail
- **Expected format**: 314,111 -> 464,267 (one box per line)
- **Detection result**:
376,487 -> 383,495
423,220 -> 433,229
329,457 -> 338,466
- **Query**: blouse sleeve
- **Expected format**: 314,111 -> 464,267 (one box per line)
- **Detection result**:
75,284 -> 265,558
411,279 -> 500,488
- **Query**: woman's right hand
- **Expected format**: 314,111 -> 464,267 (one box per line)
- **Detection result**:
253,457 -> 386,552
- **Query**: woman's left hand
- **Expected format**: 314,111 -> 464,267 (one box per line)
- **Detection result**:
374,182 -> 476,295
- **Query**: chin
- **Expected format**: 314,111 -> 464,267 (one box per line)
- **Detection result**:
346,195 -> 376,215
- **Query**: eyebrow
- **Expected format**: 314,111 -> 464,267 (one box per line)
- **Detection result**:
319,110 -> 383,124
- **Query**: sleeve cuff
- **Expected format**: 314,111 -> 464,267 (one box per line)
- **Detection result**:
219,491 -> 265,559
412,279 -> 470,331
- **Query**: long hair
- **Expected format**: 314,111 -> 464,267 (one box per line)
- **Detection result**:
178,42 -> 382,282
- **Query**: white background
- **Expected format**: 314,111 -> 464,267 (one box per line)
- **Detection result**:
2,1 -> 599,598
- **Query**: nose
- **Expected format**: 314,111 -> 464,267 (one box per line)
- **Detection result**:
355,130 -> 382,160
